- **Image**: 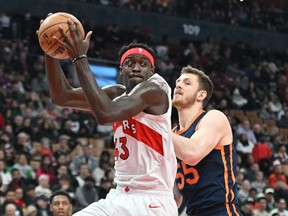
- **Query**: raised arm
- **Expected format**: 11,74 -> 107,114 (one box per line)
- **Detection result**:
172,110 -> 233,166
53,20 -> 168,124
71,59 -> 167,124
45,55 -> 126,111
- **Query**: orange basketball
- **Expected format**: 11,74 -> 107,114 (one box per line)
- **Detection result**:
38,12 -> 85,60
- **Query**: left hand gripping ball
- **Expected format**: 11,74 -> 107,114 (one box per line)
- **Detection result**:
38,12 -> 85,59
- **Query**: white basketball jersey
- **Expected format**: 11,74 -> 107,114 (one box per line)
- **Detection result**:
112,73 -> 176,191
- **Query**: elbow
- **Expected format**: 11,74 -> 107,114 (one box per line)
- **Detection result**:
92,112 -> 111,125
50,95 -> 70,107
183,155 -> 201,166
50,97 -> 63,106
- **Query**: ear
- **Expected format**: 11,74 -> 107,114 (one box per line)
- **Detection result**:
119,66 -> 123,75
197,90 -> 207,101
151,67 -> 155,74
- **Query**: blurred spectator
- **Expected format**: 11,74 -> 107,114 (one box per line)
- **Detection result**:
58,120 -> 78,140
236,119 -> 257,144
253,123 -> 265,143
34,120 -> 57,142
269,198 -> 288,216
264,188 -> 276,212
35,174 -> 52,198
52,174 -> 75,203
238,179 -> 252,205
97,177 -> 114,200
24,185 -> 36,206
273,144 -> 288,165
268,160 -> 287,189
277,107 -> 288,128
75,163 -> 91,188
274,181 -> 288,204
14,132 -> 33,155
236,133 -> 255,163
0,160 -> 12,191
13,153 -> 35,180
1,190 -> 23,216
5,202 -> 19,216
92,157 -> 114,187
251,171 -> 267,194
240,197 -> 255,216
7,168 -> 26,191
72,143 -> 99,175
19,117 -> 35,140
36,155 -> 55,184
34,195 -> 51,216
75,176 -> 99,210
36,138 -> 53,157
252,137 -> 272,176
268,94 -> 283,120
53,135 -> 78,159
252,194 -> 269,216
14,187 -> 26,210
245,162 -> 261,182
24,205 -> 37,216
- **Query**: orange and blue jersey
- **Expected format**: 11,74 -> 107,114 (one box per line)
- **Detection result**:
175,111 -> 242,216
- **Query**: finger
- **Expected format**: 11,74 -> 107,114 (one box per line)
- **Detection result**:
74,22 -> 83,39
67,20 -> 77,40
58,26 -> 70,42
84,31 -> 93,42
53,36 -> 67,48
47,13 -> 53,17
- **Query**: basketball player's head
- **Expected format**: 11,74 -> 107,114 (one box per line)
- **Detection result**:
119,43 -> 156,92
172,65 -> 214,109
50,191 -> 72,216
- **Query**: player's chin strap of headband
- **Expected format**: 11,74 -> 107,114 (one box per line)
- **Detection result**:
120,47 -> 155,67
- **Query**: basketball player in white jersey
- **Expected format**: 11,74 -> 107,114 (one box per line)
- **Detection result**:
39,17 -> 177,215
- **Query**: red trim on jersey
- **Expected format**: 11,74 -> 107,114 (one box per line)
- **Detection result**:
113,118 -> 164,156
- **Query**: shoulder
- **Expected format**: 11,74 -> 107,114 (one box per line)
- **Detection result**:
201,110 -> 230,128
204,109 -> 228,120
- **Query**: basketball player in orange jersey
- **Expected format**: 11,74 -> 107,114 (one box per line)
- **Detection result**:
38,18 -> 178,215
172,66 -> 242,216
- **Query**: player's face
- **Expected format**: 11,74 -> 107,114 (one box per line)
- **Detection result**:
172,73 -> 199,109
50,195 -> 72,216
121,54 -> 154,91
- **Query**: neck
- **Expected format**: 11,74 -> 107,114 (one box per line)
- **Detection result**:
177,104 -> 203,130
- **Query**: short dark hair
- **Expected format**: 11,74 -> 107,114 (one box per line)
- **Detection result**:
49,191 -> 72,204
180,65 -> 214,108
118,42 -> 156,65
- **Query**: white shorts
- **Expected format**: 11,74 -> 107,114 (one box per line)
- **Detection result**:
72,186 -> 178,216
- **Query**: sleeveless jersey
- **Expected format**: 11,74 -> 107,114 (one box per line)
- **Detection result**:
175,111 -> 241,216
112,73 -> 177,192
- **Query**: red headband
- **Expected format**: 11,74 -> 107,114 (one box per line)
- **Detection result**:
120,47 -> 154,67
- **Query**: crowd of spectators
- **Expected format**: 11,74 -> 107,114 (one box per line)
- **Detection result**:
78,0 -> 288,33
0,4 -> 287,216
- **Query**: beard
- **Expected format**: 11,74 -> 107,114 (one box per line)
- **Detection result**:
172,92 -> 197,109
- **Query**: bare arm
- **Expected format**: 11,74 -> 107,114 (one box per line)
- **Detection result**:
73,58 -> 167,124
53,21 -> 167,124
45,54 -> 125,111
172,110 -> 233,166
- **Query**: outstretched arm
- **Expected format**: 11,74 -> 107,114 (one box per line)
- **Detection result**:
173,110 -> 233,166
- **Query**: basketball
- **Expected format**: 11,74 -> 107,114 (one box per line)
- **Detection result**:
38,12 -> 85,60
